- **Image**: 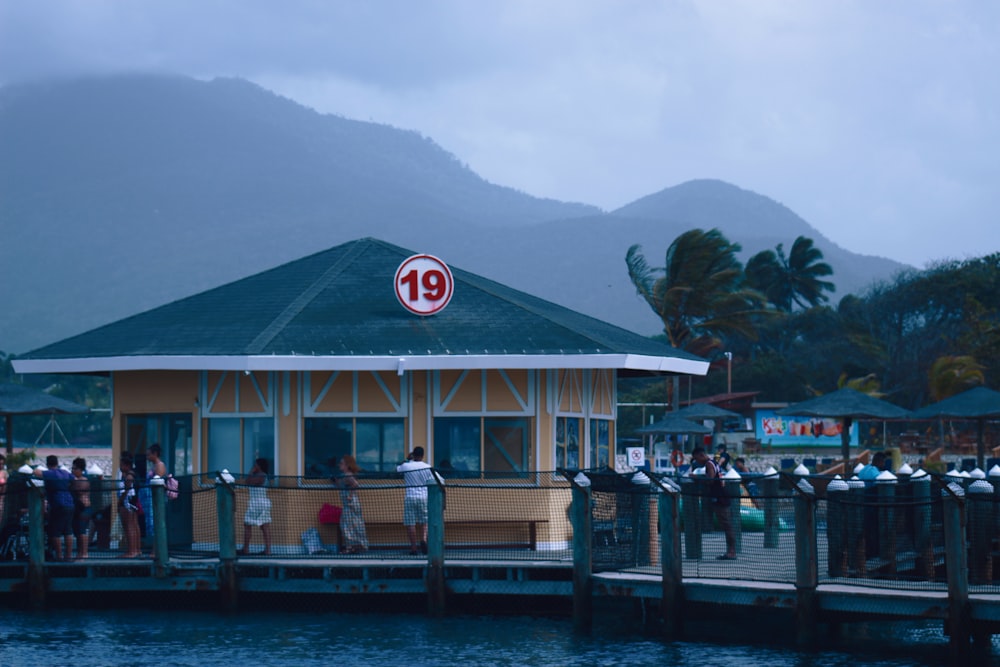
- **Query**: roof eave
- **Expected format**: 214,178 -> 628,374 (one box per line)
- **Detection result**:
13,353 -> 710,376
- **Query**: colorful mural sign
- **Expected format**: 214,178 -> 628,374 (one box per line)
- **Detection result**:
756,408 -> 858,447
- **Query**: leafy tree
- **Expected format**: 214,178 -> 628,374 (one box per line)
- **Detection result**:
745,236 -> 835,312
626,228 -> 765,357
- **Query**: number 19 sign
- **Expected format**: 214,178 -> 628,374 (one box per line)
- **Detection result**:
394,254 -> 455,316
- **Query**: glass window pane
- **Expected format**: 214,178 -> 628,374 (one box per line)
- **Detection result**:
555,417 -> 580,469
434,417 -> 480,476
590,419 -> 610,469
484,418 -> 529,476
243,418 -> 275,474
304,418 -> 352,478
208,419 -> 241,474
356,419 -> 405,473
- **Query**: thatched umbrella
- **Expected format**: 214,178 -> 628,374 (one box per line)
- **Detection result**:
0,383 -> 90,456
776,387 -> 910,468
911,386 -> 1000,469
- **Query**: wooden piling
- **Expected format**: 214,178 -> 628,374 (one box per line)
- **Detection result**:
681,475 -> 702,559
570,478 -> 593,633
761,471 -> 779,549
793,480 -> 818,647
941,482 -> 971,661
427,483 -> 446,616
847,477 -> 866,574
910,471 -> 933,579
826,477 -> 848,577
216,477 -> 238,612
27,479 -> 46,610
967,480 -> 993,585
658,482 -> 683,639
151,477 -> 169,577
876,472 -> 897,575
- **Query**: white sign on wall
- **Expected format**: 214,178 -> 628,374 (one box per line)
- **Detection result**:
626,446 -> 646,469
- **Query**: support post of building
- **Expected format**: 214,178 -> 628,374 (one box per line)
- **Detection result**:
427,481 -> 446,617
793,479 -> 818,647
27,478 -> 46,610
151,476 -> 169,577
941,481 -> 971,662
657,479 -> 683,639
216,473 -> 238,612
569,474 -> 593,634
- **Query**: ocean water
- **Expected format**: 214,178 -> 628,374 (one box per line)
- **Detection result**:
0,605 -> 992,667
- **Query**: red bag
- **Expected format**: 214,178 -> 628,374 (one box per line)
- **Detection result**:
318,503 -> 342,524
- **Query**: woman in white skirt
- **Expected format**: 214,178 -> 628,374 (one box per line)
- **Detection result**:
238,458 -> 271,556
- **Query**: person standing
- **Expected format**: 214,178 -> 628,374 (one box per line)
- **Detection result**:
397,446 -> 434,555
117,453 -> 142,558
715,443 -> 731,471
238,458 -> 272,556
34,455 -> 75,561
336,455 -> 368,554
69,457 -> 92,560
0,454 -> 8,522
692,446 -> 736,560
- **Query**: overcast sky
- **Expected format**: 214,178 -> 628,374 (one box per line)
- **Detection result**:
2,1 -> 997,268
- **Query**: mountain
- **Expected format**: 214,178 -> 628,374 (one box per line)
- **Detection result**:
0,74 -> 907,355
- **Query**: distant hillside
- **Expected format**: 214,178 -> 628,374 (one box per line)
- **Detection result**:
0,74 -> 907,354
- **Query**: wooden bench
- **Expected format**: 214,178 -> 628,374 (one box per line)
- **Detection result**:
326,519 -> 549,551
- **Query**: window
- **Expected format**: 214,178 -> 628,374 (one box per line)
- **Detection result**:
434,417 -> 531,477
555,417 -> 581,470
304,417 -> 404,476
433,417 -> 480,475
589,418 -> 610,469
125,413 -> 192,478
207,417 -> 274,476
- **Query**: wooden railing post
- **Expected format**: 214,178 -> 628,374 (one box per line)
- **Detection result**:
27,478 -> 46,610
427,481 -> 446,616
569,473 -> 593,634
150,476 -> 169,577
941,481 -> 971,661
793,478 -> 818,647
215,471 -> 238,612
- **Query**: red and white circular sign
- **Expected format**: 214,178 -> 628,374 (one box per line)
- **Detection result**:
394,254 -> 455,316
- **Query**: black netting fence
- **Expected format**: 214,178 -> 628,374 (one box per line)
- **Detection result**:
5,466 -> 1000,598
22,471 -> 575,562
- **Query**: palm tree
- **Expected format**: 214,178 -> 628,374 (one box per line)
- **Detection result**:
928,355 -> 984,402
626,228 -> 765,356
745,236 -> 835,312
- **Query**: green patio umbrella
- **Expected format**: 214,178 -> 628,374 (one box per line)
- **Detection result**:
776,387 -> 910,469
0,383 -> 90,456
911,386 -> 1000,469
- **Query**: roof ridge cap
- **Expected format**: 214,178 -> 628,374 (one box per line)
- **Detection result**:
244,241 -> 368,354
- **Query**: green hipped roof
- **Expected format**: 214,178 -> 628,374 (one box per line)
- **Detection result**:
14,238 -> 708,376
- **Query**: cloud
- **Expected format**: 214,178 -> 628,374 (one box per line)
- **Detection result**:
1,0 -> 997,266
